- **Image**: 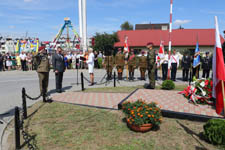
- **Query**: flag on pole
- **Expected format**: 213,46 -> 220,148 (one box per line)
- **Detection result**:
213,16 -> 225,115
124,36 -> 129,53
193,42 -> 201,68
158,41 -> 164,58
15,40 -> 20,53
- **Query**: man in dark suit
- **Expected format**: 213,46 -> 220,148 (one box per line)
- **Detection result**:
52,47 -> 65,93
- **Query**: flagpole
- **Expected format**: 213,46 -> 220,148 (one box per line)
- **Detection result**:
168,0 -> 173,79
222,81 -> 225,117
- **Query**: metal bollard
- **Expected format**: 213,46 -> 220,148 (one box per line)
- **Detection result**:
114,72 -> 116,87
81,72 -> 84,91
22,88 -> 27,119
14,107 -> 20,150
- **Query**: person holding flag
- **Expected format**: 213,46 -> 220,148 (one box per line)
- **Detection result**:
161,50 -> 169,80
169,49 -> 179,81
124,36 -> 130,80
192,41 -> 201,79
213,16 -> 225,115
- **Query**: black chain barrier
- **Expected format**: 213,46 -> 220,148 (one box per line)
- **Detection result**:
14,88 -> 44,150
82,72 -> 121,86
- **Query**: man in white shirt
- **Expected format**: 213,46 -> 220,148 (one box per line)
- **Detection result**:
161,50 -> 169,80
19,51 -> 27,71
169,49 -> 179,81
86,48 -> 95,86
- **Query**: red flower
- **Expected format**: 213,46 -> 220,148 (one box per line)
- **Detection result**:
210,80 -> 213,87
205,80 -> 209,86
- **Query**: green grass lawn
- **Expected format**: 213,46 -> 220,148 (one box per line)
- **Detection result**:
84,84 -> 187,93
6,102 -> 224,150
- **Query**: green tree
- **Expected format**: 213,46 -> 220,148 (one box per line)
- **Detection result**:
92,32 -> 119,54
120,21 -> 133,30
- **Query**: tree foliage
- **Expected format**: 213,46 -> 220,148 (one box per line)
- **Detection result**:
120,21 -> 133,30
92,32 -> 119,54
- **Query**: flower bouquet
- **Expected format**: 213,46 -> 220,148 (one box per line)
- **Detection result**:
179,78 -> 214,105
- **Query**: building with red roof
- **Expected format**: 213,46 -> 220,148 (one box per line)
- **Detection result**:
114,29 -> 225,53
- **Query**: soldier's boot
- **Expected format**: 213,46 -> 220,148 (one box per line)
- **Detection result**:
129,72 -> 132,80
42,90 -> 47,102
132,72 -> 134,80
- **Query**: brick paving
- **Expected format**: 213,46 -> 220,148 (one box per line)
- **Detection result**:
126,89 -> 223,118
52,92 -> 129,109
52,88 -> 223,118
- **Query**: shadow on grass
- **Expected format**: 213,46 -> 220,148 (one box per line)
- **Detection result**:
20,133 -> 38,150
176,120 -> 208,150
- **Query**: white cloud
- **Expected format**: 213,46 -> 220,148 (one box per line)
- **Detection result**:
24,0 -> 33,2
174,19 -> 191,26
9,25 -> 16,29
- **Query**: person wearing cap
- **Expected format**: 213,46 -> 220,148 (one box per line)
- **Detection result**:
33,46 -> 50,101
146,42 -> 156,89
52,47 -> 66,93
103,51 -> 114,80
139,50 -> 147,80
201,52 -> 211,78
169,49 -> 179,81
115,48 -> 125,80
181,52 -> 191,81
128,49 -> 137,80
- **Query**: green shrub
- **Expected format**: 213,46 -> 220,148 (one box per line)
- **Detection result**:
203,119 -> 225,145
98,58 -> 103,68
161,80 -> 175,90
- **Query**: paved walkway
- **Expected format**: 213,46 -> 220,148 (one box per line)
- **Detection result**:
52,92 -> 129,109
127,89 -> 223,118
52,89 -> 223,118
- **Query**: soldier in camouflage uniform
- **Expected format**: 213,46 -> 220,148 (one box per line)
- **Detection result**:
139,51 -> 147,80
128,49 -> 137,80
33,46 -> 50,102
103,55 -> 114,80
146,42 -> 156,89
115,48 -> 125,80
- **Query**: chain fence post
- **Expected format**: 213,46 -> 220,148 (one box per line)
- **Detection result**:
81,72 -> 84,91
114,71 -> 116,87
22,88 -> 27,119
14,106 -> 20,150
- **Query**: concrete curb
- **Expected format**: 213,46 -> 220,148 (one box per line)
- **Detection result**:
0,117 -> 14,150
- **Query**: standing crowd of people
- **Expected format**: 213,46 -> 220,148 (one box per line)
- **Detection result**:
0,50 -> 104,72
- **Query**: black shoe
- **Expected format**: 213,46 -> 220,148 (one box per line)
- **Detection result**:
88,83 -> 94,86
56,89 -> 62,93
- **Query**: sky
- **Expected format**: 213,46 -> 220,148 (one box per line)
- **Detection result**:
0,0 -> 224,41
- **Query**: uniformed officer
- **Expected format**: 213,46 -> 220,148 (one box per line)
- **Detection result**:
103,54 -> 114,80
181,52 -> 191,81
33,46 -> 50,102
161,50 -> 169,80
115,48 -> 125,80
128,49 -> 137,80
147,42 -> 156,89
170,49 -> 179,81
139,51 -> 147,80
202,52 -> 211,78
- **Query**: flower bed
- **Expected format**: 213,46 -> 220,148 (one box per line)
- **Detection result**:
179,78 -> 214,105
122,99 -> 162,132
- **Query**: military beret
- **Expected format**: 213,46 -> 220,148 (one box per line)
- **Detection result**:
38,46 -> 45,51
146,42 -> 154,46
205,52 -> 209,54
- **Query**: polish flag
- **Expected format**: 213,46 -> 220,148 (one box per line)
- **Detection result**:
158,41 -> 164,58
213,16 -> 225,115
124,36 -> 130,53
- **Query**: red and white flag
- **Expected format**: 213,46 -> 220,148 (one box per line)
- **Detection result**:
212,16 -> 225,115
124,36 -> 130,53
158,41 -> 164,58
